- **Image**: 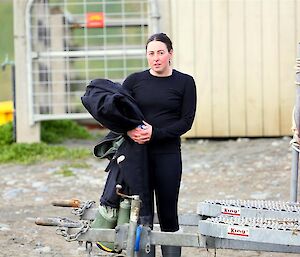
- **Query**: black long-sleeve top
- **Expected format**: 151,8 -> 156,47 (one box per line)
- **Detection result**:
123,69 -> 197,153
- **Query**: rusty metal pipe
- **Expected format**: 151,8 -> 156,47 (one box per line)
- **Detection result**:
35,217 -> 81,228
51,199 -> 81,208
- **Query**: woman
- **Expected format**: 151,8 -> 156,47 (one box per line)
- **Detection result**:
124,33 -> 197,257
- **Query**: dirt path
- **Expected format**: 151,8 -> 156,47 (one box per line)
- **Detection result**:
0,137 -> 298,257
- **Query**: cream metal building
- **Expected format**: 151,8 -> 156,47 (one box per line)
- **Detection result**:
14,0 -> 299,142
160,0 -> 299,138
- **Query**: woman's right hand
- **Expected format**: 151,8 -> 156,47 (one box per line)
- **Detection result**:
127,127 -> 140,141
127,123 -> 152,144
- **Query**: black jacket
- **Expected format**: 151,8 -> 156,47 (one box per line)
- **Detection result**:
81,79 -> 152,220
81,79 -> 144,133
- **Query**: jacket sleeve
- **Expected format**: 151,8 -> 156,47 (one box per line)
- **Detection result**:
151,76 -> 197,141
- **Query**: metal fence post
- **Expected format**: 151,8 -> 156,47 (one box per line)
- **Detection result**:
14,0 -> 41,142
290,148 -> 299,202
290,42 -> 300,202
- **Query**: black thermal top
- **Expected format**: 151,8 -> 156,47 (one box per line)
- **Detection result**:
122,69 -> 197,153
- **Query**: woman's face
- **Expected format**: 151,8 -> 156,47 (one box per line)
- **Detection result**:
146,40 -> 173,76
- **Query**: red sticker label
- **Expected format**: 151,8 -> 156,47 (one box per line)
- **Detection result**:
86,12 -> 105,28
221,206 -> 241,216
227,226 -> 249,237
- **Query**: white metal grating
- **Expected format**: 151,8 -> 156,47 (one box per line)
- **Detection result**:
26,0 -> 158,122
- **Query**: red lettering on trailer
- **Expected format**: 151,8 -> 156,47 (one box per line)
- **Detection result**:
221,206 -> 241,216
227,226 -> 249,237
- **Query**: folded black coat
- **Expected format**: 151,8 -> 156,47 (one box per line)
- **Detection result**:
81,78 -> 143,133
81,79 -> 152,222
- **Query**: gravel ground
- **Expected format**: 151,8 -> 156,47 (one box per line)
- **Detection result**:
0,137 -> 298,257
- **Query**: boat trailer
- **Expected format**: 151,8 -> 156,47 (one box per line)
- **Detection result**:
36,194 -> 300,256
36,135 -> 300,256
36,138 -> 300,256
36,131 -> 300,255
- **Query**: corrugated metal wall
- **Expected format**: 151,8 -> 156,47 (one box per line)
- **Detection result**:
163,0 -> 299,137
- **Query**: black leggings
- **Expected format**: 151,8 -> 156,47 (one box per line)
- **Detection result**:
148,152 -> 182,232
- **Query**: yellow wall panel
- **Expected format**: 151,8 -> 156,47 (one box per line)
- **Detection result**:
262,0 -> 280,136
228,0 -> 246,136
168,0 -> 297,137
175,0 -> 197,137
211,0 -> 230,136
194,0 -> 213,137
279,0 -> 295,135
244,0 -> 263,136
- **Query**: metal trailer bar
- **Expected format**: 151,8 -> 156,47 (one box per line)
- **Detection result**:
70,199 -> 300,224
68,227 -> 116,242
197,200 -> 300,219
61,222 -> 300,254
36,198 -> 300,256
136,229 -> 300,254
199,216 -> 300,247
68,227 -> 202,247
204,237 -> 300,254
79,208 -> 200,226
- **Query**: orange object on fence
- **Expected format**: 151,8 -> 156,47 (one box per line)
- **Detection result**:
86,12 -> 105,28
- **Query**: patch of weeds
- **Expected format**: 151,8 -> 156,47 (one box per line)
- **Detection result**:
0,120 -> 93,164
0,143 -> 91,164
61,162 -> 91,169
54,167 -> 76,177
41,120 -> 93,144
0,122 -> 13,145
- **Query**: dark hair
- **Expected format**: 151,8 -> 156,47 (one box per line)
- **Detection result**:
146,33 -> 173,52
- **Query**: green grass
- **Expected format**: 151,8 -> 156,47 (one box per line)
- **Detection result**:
61,162 -> 91,169
0,1 -> 14,101
41,120 -> 93,143
53,167 -> 76,177
53,162 -> 91,177
0,122 -> 13,145
0,120 -> 94,164
0,143 -> 90,164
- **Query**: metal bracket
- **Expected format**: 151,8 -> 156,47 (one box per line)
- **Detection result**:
136,226 -> 152,254
85,241 -> 92,257
114,224 -> 129,252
